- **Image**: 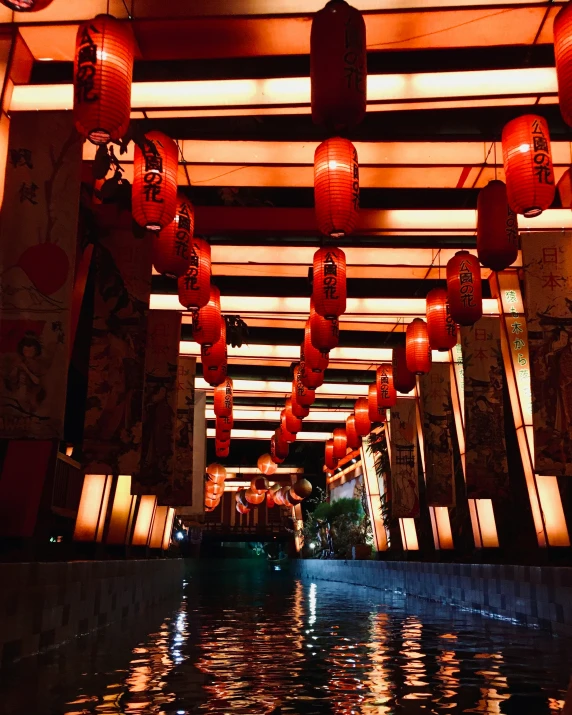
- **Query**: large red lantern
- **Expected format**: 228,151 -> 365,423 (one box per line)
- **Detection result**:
376,363 -> 397,409
368,383 -> 387,423
215,441 -> 229,459
554,2 -> 572,127
213,377 -> 233,418
202,322 -> 227,386
177,237 -> 211,310
446,251 -> 482,326
216,414 -> 233,435
293,365 -> 315,407
258,453 -> 277,476
501,114 -> 555,217
284,402 -> 303,434
206,463 -> 226,482
392,346 -> 416,394
304,321 -> 329,372
310,0 -> 367,130
290,391 -> 310,419
476,180 -> 519,272
153,193 -> 194,279
301,363 -> 325,390
325,439 -> 338,470
406,319 -> 431,376
346,415 -> 361,450
73,14 -> 134,145
313,246 -> 347,318
193,285 -> 222,347
426,288 -> 457,352
133,130 -> 178,231
245,489 -> 265,506
314,138 -> 359,237
278,416 -> 297,444
310,302 -> 339,351
333,427 -> 347,458
354,397 -> 371,436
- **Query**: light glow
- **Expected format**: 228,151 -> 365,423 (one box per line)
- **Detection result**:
132,495 -> 157,546
206,428 -> 330,441
106,474 -> 136,545
73,474 -> 110,543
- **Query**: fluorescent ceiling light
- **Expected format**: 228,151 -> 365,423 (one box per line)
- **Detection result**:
207,428 -> 330,441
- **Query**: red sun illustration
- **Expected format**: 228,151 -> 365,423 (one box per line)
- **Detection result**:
17,242 -> 70,296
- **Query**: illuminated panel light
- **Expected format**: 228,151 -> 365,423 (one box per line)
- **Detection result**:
73,474 -> 111,542
223,466 -> 303,475
132,495 -> 157,546
475,500 -> 499,548
197,377 -> 370,398
162,508 -> 176,550
360,436 -> 388,552
149,506 -> 169,549
399,518 -> 419,551
206,408 -> 348,422
206,428 -> 330,441
106,474 -> 136,545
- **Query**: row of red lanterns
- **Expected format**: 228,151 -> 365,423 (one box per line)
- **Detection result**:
235,478 -> 313,516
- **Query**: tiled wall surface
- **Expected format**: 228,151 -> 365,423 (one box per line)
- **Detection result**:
293,559 -> 572,636
0,558 -> 184,667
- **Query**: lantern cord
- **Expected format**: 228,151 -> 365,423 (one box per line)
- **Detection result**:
493,140 -> 497,181
121,0 -> 132,19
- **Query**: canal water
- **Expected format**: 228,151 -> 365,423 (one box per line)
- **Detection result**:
1,566 -> 570,714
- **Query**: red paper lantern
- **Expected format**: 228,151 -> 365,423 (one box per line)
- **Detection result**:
392,346 -> 416,394
314,138 -> 359,237
214,377 -> 233,418
258,453 -> 277,476
193,285 -> 222,347
284,401 -> 303,434
426,288 -> 457,352
354,397 -> 371,436
203,362 -> 227,387
368,382 -> 387,423
293,365 -> 315,407
346,415 -> 361,450
446,251 -> 482,326
2,0 -> 53,9
206,463 -> 226,482
215,422 -> 231,442
153,193 -> 194,279
476,180 -> 519,272
245,488 -> 265,506
376,363 -> 397,409
313,246 -> 347,318
501,114 -> 555,217
301,363 -> 325,390
205,481 -> 224,498
325,439 -> 338,470
215,441 -> 229,459
304,321 -> 329,372
177,237 -> 211,310
310,0 -> 367,130
406,318 -> 431,376
277,421 -> 296,444
554,2 -> 572,127
205,496 -> 220,510
270,435 -> 288,463
333,427 -> 347,458
133,130 -> 178,231
251,476 -> 270,494
290,392 -> 310,419
73,14 -> 133,145
236,502 -> 250,515
202,322 -> 227,386
310,302 -> 339,351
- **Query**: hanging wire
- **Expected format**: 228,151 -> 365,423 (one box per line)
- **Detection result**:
494,138 -> 498,181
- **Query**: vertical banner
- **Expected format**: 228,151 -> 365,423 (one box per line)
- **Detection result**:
132,310 -> 181,495
82,207 -> 152,475
461,318 -> 509,499
419,363 -> 455,507
522,233 -> 572,476
389,398 -> 419,518
0,112 -> 81,438
159,356 -> 196,506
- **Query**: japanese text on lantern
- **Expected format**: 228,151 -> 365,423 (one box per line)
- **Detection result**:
506,208 -> 519,248
76,24 -> 99,104
184,240 -> 201,292
459,260 -> 475,308
224,383 -> 232,411
532,119 -> 553,186
351,147 -> 359,210
500,283 -> 532,424
144,146 -> 164,204
344,17 -> 365,94
379,367 -> 390,400
175,204 -> 191,260
323,251 -> 339,300
445,303 -> 456,337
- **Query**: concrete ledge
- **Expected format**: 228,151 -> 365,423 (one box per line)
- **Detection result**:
0,558 -> 185,667
292,559 -> 572,636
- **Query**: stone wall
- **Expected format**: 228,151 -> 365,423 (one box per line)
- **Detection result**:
293,559 -> 572,636
0,558 -> 184,666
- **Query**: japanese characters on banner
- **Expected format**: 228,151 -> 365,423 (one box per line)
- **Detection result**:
0,112 -> 82,439
522,233 -> 572,476
159,356 -> 196,507
419,363 -> 455,507
461,318 -> 509,499
389,398 -> 419,518
83,207 -> 152,475
132,310 -> 181,495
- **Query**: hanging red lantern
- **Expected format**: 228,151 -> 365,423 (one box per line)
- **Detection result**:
273,487 -> 286,506
215,441 -> 229,459
301,363 -> 325,390
312,246 -> 347,317
251,476 -> 270,494
314,139 -> 359,237
236,502 -> 250,515
406,319 -> 431,376
132,130 -> 178,231
293,365 -> 315,407
203,362 -> 227,387
206,463 -> 226,482
426,288 -> 457,351
368,383 -> 387,423
205,481 -> 224,499
292,479 -> 313,500
376,363 -> 397,409
277,421 -> 296,445
216,414 -> 233,433
501,114 -> 555,217
325,439 -> 338,470
332,427 -> 347,458
476,179 -> 519,272
310,303 -> 339,352
354,397 -> 371,436
177,237 -> 211,310
270,435 -> 288,463
310,0 -> 367,130
304,321 -> 329,372
446,251 -> 482,326
202,321 -> 227,387
245,489 -> 265,506
215,425 -> 230,443
284,401 -> 303,434
346,415 -> 361,450
258,453 -> 277,476
555,2 -> 572,127
193,285 -> 222,347
236,489 -> 250,509
290,392 -> 310,419
73,14 -> 134,145
205,496 -> 220,510
392,346 -> 416,394
213,377 -> 233,418
153,193 -> 193,279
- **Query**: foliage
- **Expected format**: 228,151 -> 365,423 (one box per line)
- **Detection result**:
303,494 -> 370,559
312,501 -> 332,522
329,497 -> 364,522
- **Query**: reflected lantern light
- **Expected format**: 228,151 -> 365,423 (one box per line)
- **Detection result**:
193,285 -> 222,347
314,138 -> 359,237
73,14 -> 134,145
376,363 -> 397,409
501,114 -> 555,217
406,318 -> 431,375
177,237 -> 211,310
426,288 -> 457,351
446,251 -> 482,326
153,193 -> 194,279
132,130 -> 178,231
354,397 -> 371,436
312,246 -> 347,318
554,2 -> 572,127
477,180 -> 519,272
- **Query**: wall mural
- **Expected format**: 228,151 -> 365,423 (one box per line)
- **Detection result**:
389,398 -> 419,518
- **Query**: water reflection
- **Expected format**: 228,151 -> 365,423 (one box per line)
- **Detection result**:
0,571 -> 570,715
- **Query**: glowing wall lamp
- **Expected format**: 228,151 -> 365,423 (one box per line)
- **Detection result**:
73,474 -> 112,543
131,495 -> 157,547
148,505 -> 175,550
360,434 -> 389,552
106,475 -> 137,546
